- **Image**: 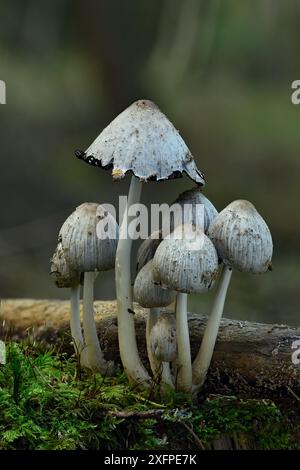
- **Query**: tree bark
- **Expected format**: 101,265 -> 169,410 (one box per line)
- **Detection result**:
1,299 -> 300,399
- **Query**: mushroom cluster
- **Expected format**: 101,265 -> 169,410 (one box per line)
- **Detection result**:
75,99 -> 204,387
51,99 -> 273,396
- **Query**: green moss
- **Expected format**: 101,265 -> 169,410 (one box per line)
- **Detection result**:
188,395 -> 295,449
0,342 -> 298,450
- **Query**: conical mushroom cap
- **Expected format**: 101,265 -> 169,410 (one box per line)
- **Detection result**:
208,200 -> 273,273
75,100 -> 205,185
134,260 -> 176,308
172,187 -> 218,233
153,226 -> 219,294
60,202 -> 119,272
136,230 -> 162,274
149,313 -> 176,362
50,242 -> 81,288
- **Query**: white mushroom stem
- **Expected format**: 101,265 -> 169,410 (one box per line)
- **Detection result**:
175,293 -> 192,392
82,271 -> 110,374
70,284 -> 88,366
115,175 -> 151,387
161,363 -> 174,388
192,265 -> 232,389
146,307 -> 160,375
146,308 -> 174,388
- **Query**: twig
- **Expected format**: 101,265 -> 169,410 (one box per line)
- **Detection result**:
130,393 -> 167,409
107,409 -> 165,419
181,421 -> 205,450
287,386 -> 300,404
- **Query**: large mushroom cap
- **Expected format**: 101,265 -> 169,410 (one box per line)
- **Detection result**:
59,202 -> 119,273
208,199 -> 273,274
75,99 -> 205,185
153,226 -> 219,294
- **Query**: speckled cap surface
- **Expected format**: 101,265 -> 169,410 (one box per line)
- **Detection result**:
75,100 -> 205,184
208,200 -> 273,273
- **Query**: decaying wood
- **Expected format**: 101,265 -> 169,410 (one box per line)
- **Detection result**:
1,298 -> 300,399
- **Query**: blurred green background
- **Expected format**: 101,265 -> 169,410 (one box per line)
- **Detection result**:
0,0 -> 299,325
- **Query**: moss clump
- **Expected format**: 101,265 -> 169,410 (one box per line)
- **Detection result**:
189,395 -> 295,449
0,342 -> 298,450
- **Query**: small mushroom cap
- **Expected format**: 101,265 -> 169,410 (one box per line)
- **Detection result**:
149,313 -> 177,362
134,260 -> 176,308
136,230 -> 163,274
172,187 -> 218,233
208,199 -> 273,274
153,226 -> 219,294
60,202 -> 119,272
75,100 -> 205,185
50,242 -> 81,288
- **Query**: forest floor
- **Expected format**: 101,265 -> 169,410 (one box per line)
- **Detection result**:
0,340 -> 299,450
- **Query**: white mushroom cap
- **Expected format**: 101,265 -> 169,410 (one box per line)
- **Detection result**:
75,100 -> 205,185
149,313 -> 176,362
173,187 -> 218,233
59,202 -> 119,273
153,225 -> 219,294
50,242 -> 81,288
133,260 -> 176,308
208,200 -> 273,274
136,230 -> 162,274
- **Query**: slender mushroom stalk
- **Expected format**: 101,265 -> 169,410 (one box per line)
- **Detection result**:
175,293 -> 192,392
133,258 -> 175,385
70,284 -> 85,360
82,272 -> 112,373
192,200 -> 273,391
192,265 -> 232,388
75,99 -> 205,387
50,243 -> 88,367
116,176 -> 151,385
153,225 -> 219,392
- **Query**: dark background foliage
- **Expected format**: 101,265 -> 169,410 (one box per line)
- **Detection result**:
0,0 -> 299,325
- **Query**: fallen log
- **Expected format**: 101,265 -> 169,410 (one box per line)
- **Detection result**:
1,299 -> 300,399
